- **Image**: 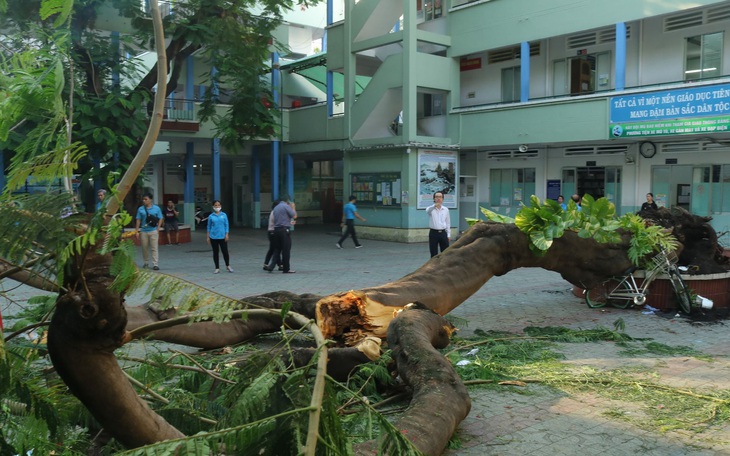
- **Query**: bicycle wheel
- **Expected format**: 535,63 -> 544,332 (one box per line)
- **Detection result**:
585,282 -> 609,308
668,268 -> 693,315
607,279 -> 634,309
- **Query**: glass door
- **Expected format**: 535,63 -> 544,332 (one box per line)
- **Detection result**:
691,166 -> 711,216
459,176 -> 477,233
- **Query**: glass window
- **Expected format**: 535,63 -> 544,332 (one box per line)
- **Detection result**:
553,52 -> 610,96
685,32 -> 723,81
501,66 -> 521,102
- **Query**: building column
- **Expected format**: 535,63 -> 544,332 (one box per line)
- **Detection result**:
520,41 -> 530,102
272,52 -> 281,201
252,146 -> 261,228
184,142 -> 195,228
615,22 -> 627,91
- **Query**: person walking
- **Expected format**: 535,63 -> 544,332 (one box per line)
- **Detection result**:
426,191 -> 450,258
336,195 -> 366,249
264,195 -> 297,273
163,200 -> 180,245
135,193 -> 164,270
207,200 -> 232,274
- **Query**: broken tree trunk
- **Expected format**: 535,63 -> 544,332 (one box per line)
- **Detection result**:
355,305 -> 470,456
317,222 -> 634,344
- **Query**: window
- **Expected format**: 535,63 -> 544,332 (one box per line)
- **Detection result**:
501,66 -> 521,102
685,32 -> 723,81
417,0 -> 442,22
423,93 -> 444,117
553,52 -> 611,96
489,168 -> 536,206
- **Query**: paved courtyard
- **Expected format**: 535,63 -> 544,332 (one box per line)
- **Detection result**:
2,225 -> 729,455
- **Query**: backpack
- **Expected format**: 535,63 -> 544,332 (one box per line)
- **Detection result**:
145,207 -> 160,227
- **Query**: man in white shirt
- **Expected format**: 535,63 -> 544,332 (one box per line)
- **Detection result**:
426,191 -> 451,257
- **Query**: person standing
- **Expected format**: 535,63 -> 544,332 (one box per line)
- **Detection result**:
571,194 -> 582,211
558,195 -> 567,210
135,193 -> 164,270
264,195 -> 297,273
263,200 -> 282,271
336,195 -> 366,249
96,189 -> 107,211
641,192 -> 658,211
426,191 -> 450,257
207,200 -> 232,274
163,200 -> 181,245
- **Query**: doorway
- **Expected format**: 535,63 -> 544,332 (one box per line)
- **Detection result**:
561,166 -> 622,209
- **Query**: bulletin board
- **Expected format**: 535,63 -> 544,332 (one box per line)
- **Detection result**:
350,172 -> 402,206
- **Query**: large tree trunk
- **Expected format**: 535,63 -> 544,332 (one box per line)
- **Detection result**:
47,253 -> 185,448
316,222 -> 634,343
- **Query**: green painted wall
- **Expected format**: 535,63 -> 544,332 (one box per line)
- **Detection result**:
459,98 -> 609,147
449,0 -> 729,57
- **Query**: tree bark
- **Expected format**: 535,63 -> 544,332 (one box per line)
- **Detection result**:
355,306 -> 470,456
46,254 -> 185,448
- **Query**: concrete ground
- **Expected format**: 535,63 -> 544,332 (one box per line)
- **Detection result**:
2,225 -> 729,455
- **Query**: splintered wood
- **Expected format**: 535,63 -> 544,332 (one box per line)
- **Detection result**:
316,290 -> 405,346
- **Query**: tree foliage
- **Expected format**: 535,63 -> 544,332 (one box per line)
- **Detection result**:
470,194 -> 677,266
1,0 -> 317,196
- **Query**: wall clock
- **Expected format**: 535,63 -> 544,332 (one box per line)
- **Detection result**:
639,141 -> 656,158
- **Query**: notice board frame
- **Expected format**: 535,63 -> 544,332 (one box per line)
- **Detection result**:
350,172 -> 402,207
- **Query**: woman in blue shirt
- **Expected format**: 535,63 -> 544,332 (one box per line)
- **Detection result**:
207,200 -> 233,273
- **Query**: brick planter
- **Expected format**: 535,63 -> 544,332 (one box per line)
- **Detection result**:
573,270 -> 730,311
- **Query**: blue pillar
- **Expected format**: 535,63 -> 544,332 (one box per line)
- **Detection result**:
184,142 -> 194,202
615,22 -> 627,91
325,0 -> 333,117
210,65 -> 221,201
252,147 -> 261,203
184,142 -> 195,228
520,41 -> 530,102
286,154 -> 294,202
272,52 -> 280,200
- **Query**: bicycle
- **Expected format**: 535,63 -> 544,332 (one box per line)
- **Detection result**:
584,248 -> 693,314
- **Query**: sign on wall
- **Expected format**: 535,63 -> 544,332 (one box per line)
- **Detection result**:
350,172 -> 402,206
609,83 -> 730,138
418,150 -> 457,209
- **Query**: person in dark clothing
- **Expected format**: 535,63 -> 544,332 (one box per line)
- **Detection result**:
264,195 -> 297,273
336,195 -> 366,249
641,192 -> 658,211
263,200 -> 282,270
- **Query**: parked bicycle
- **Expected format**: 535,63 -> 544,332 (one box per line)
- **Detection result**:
584,248 -> 693,314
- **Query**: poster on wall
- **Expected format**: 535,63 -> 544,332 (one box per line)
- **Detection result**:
417,150 -> 457,209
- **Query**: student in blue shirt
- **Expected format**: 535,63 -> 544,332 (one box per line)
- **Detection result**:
207,200 -> 232,274
558,195 -> 567,210
336,195 -> 366,249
